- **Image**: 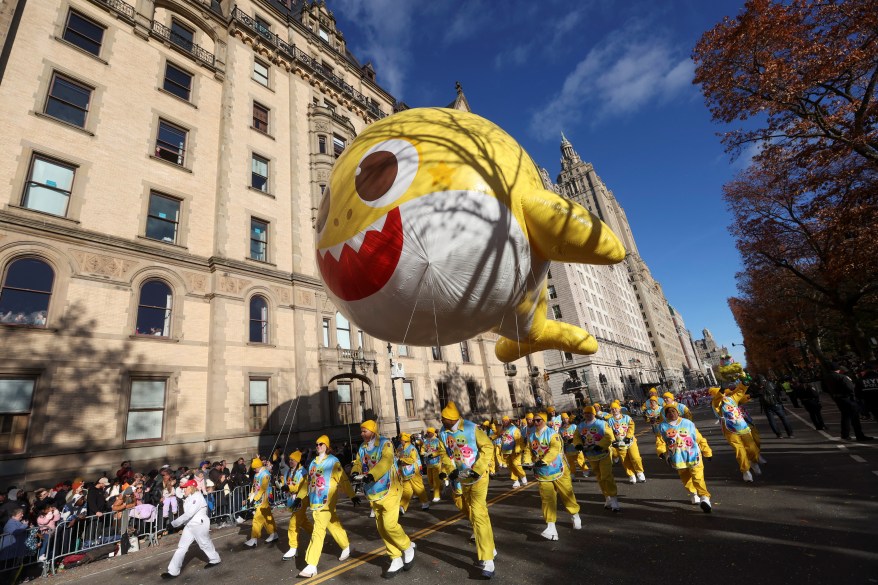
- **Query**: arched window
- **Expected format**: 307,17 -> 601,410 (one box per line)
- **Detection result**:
249,295 -> 268,343
335,312 -> 351,350
136,280 -> 172,337
0,258 -> 54,327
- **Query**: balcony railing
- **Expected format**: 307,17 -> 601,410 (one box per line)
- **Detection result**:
94,0 -> 135,20
231,7 -> 386,119
151,21 -> 216,68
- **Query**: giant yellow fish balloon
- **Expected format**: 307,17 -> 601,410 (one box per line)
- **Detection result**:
315,108 -> 625,362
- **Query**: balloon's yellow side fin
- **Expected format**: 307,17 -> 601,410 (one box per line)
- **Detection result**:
521,189 -> 626,264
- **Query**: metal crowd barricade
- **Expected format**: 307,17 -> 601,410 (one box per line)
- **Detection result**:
227,484 -> 253,524
46,512 -> 125,575
0,529 -> 44,582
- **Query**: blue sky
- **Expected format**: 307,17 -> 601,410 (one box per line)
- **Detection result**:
333,0 -> 750,365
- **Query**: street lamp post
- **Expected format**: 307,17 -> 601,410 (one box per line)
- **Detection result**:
386,343 -> 402,438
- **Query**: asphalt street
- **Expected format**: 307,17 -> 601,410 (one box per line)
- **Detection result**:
41,405 -> 878,585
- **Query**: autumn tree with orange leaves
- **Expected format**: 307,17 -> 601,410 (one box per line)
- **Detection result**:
693,0 -> 878,366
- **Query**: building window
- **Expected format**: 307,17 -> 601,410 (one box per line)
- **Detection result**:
45,73 -> 91,128
466,380 -> 478,413
145,192 -> 181,243
0,378 -> 35,453
63,10 -> 104,55
507,381 -> 516,406
126,378 -> 166,441
318,26 -> 330,42
563,351 -> 573,362
547,285 -> 557,300
552,305 -> 562,319
253,102 -> 269,133
22,155 -> 75,217
460,341 -> 471,363
170,19 -> 194,52
251,154 -> 269,192
357,330 -> 365,349
0,258 -> 54,327
403,380 -> 415,418
250,218 -> 268,261
318,135 -> 327,154
335,312 -> 351,350
431,346 -> 442,361
155,120 -> 187,166
248,378 -> 268,432
163,63 -> 192,101
136,280 -> 172,336
337,382 -> 351,404
253,59 -> 269,86
332,135 -> 345,157
322,318 -> 331,347
437,381 -> 449,409
254,15 -> 271,38
249,295 -> 268,343
397,344 -> 409,357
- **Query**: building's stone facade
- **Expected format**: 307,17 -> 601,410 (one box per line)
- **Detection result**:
0,0 -> 542,485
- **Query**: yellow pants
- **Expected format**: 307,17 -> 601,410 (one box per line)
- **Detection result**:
537,469 -> 580,522
400,474 -> 429,511
588,457 -> 617,497
654,433 -> 664,457
426,465 -> 442,500
564,452 -> 588,474
521,446 -> 532,466
371,483 -> 411,559
462,476 -> 494,561
678,463 -> 710,498
504,452 -> 526,481
750,424 -> 762,449
304,503 -> 349,567
723,429 -> 760,472
251,502 -> 276,538
287,498 -> 314,549
486,449 -> 497,474
619,441 -> 644,477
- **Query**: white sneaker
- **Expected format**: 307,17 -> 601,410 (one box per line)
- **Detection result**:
690,492 -> 700,505
700,497 -> 712,513
628,475 -> 637,484
758,455 -> 767,464
403,542 -> 416,567
244,538 -> 257,547
481,559 -> 495,578
610,496 -> 621,512
432,497 -> 440,503
298,564 -> 317,578
572,513 -> 581,530
339,546 -> 350,561
604,496 -> 612,510
283,548 -> 297,560
636,472 -> 646,483
512,481 -> 520,488
387,556 -> 404,576
743,470 -> 754,482
265,533 -> 278,543
369,509 -> 375,518
521,477 -> 528,485
540,523 -> 558,541
421,502 -> 430,510
399,506 -> 406,516
751,463 -> 762,475
235,516 -> 245,525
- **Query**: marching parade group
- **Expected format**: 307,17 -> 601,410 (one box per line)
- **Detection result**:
164,382 -> 767,580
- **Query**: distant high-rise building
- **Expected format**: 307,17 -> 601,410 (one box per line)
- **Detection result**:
693,329 -> 728,382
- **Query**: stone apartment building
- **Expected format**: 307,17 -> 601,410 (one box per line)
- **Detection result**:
0,0 -> 542,485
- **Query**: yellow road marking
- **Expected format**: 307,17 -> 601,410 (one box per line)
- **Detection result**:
305,483 -> 532,583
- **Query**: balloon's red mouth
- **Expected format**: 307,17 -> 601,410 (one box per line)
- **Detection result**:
316,207 -> 403,301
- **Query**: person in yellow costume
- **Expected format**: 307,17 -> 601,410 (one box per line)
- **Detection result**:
576,406 -> 620,511
293,436 -> 361,578
712,383 -> 762,482
529,412 -> 581,540
397,432 -> 430,513
663,392 -> 692,419
281,450 -> 313,561
480,421 -> 498,475
608,401 -> 645,484
546,406 -> 562,433
656,403 -> 714,511
559,412 -> 588,478
243,457 -> 278,547
498,415 -> 528,487
438,401 -> 497,579
592,402 -> 611,422
351,420 -> 415,577
420,427 -> 444,502
520,414 -> 534,466
642,392 -> 666,456
737,393 -> 763,449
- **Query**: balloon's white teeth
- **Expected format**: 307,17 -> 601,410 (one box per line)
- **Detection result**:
319,213 -> 389,259
347,230 -> 366,254
367,214 -> 387,233
325,241 -> 346,261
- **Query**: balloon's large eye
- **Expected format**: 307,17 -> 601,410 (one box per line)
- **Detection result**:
355,139 -> 418,208
316,186 -> 330,233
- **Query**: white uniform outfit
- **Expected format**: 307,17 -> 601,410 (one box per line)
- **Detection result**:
167,490 -> 221,576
